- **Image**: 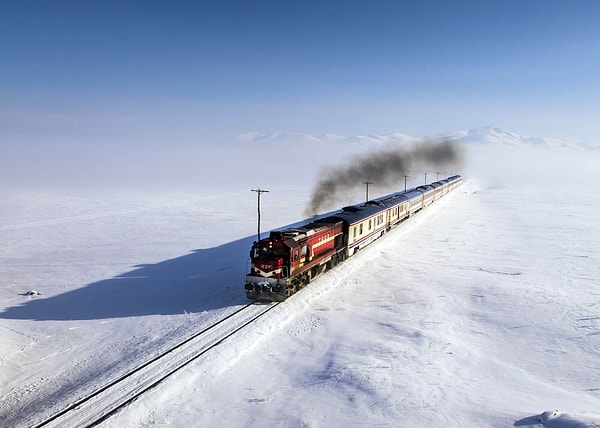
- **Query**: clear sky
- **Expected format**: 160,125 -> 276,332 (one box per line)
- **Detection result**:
2,0 -> 600,149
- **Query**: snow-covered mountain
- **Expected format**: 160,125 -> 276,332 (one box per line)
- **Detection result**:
448,125 -> 582,149
237,126 -> 583,150
236,131 -> 420,147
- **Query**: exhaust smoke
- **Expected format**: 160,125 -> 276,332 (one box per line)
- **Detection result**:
305,139 -> 463,216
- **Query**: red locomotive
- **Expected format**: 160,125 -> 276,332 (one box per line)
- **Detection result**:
245,217 -> 347,301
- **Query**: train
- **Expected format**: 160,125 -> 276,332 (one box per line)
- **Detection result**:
245,175 -> 462,301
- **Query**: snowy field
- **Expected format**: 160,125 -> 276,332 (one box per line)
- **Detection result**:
2,128 -> 600,427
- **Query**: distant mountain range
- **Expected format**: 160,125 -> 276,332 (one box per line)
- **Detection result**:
237,126 -> 587,150
447,126 -> 582,149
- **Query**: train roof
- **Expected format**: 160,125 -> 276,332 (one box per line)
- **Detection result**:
416,184 -> 434,192
402,189 -> 423,199
321,176 -> 462,225
377,193 -> 408,206
268,216 -> 342,241
326,201 -> 387,224
375,190 -> 425,209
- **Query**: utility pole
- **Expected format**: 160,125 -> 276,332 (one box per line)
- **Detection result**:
403,175 -> 409,192
251,188 -> 269,242
436,171 -> 441,181
363,181 -> 374,202
423,172 -> 428,185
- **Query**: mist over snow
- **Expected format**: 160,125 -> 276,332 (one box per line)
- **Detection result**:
2,125 -> 593,195
1,126 -> 600,427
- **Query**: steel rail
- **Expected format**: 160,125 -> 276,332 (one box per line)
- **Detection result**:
32,301 -> 279,428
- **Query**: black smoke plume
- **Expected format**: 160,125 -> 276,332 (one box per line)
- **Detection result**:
305,139 -> 463,216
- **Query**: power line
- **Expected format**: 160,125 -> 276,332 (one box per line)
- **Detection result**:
251,188 -> 269,242
363,181 -> 374,202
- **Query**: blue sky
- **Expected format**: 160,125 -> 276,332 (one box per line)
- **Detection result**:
2,0 -> 600,148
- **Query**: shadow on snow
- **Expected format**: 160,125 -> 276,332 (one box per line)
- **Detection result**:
0,235 -> 257,321
514,411 -> 593,428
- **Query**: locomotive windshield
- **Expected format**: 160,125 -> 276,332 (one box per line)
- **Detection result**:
253,245 -> 286,258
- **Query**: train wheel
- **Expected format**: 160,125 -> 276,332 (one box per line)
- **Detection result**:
304,272 -> 311,286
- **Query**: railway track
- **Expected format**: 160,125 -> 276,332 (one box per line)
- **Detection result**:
31,301 -> 280,428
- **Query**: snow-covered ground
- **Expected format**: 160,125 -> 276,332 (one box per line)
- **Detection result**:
2,127 -> 600,427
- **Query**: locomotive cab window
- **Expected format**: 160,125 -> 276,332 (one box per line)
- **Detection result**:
257,246 -> 285,257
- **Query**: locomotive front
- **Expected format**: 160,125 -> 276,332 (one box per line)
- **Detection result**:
245,219 -> 346,301
245,231 -> 292,301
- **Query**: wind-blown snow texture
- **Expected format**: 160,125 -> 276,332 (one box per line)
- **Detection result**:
1,127 -> 599,427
